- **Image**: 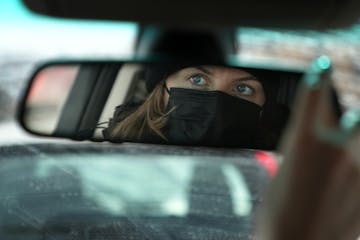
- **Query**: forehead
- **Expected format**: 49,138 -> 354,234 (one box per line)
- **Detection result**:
185,65 -> 255,78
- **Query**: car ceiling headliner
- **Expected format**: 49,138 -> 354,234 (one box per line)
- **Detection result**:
22,0 -> 360,30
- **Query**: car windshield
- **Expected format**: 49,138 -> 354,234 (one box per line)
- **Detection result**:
0,143 -> 271,239
237,27 -> 360,109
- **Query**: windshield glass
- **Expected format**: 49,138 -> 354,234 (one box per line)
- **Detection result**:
237,27 -> 360,109
0,143 -> 270,239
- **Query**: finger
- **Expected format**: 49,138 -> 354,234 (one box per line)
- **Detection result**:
280,56 -> 334,154
342,210 -> 360,240
261,57 -> 346,239
317,75 -> 339,128
256,56 -> 357,240
338,159 -> 360,240
310,155 -> 359,239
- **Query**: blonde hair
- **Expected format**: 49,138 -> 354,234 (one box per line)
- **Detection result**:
109,82 -> 170,141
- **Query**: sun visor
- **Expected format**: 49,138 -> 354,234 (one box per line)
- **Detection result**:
22,0 -> 360,30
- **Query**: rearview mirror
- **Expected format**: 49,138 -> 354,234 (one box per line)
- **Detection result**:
19,61 -> 304,149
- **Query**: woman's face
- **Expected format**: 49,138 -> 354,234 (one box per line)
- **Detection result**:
164,65 -> 266,106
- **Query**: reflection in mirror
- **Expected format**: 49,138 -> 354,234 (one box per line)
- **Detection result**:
21,62 -> 303,149
24,65 -> 79,134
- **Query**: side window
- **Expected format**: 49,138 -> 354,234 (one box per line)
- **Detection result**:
24,65 -> 79,134
94,64 -> 147,138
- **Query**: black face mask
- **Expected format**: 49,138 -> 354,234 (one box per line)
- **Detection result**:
164,88 -> 263,148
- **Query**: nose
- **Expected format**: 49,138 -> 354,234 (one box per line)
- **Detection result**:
213,79 -> 231,92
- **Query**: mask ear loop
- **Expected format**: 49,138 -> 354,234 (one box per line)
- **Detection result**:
163,81 -> 170,94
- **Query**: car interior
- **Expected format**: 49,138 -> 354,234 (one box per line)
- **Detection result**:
2,0 -> 360,239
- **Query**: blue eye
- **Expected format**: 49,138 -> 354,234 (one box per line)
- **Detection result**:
236,84 -> 254,96
189,74 -> 207,86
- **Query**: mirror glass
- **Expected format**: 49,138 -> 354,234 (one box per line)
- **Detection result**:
21,62 -> 304,149
24,65 -> 80,134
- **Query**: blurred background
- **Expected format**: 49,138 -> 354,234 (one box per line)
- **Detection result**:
0,0 -> 137,143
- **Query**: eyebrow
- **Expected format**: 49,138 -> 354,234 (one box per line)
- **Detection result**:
194,66 -> 260,82
195,66 -> 213,75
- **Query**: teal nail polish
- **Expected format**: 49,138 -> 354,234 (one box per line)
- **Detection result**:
305,55 -> 332,88
340,109 -> 360,132
317,55 -> 332,70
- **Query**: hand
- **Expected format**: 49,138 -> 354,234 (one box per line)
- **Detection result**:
256,58 -> 360,240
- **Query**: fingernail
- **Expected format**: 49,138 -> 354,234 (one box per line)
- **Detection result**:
340,109 -> 360,133
304,55 -> 332,88
314,121 -> 347,145
316,109 -> 360,145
